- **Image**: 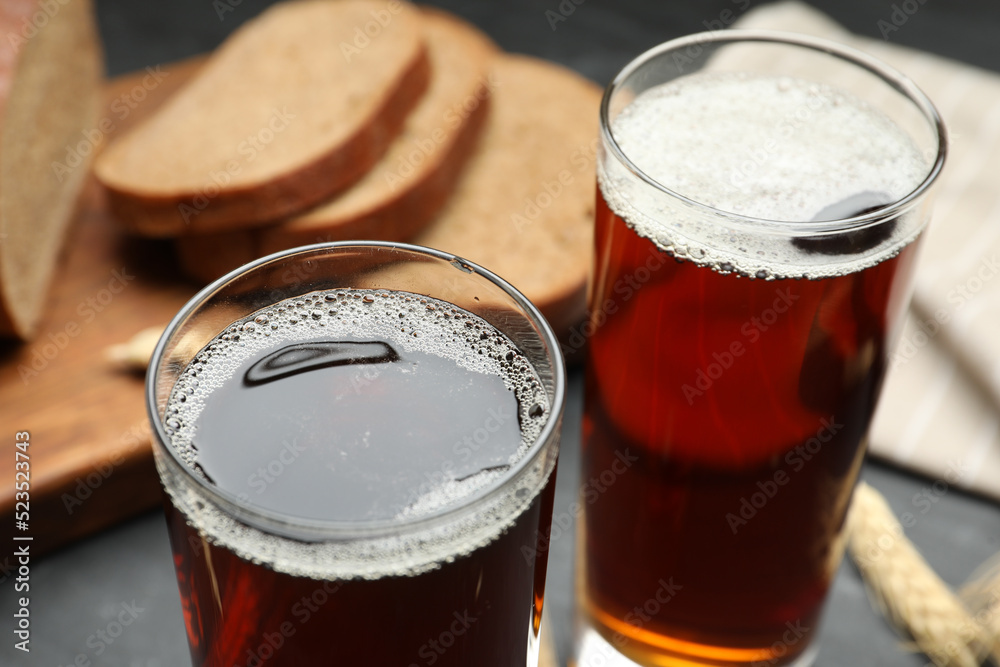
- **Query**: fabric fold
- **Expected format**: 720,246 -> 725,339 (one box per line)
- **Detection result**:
731,1 -> 1000,500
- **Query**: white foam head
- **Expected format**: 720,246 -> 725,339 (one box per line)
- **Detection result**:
600,72 -> 933,279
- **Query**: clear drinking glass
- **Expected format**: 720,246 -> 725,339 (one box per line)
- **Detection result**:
577,31 -> 946,667
147,242 -> 565,666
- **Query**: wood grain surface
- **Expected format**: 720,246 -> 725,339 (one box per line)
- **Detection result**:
0,58 -> 203,555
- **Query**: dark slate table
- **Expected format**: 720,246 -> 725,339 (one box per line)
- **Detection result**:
4,1 -> 1000,665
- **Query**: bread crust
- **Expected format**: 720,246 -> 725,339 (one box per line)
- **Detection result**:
177,8 -> 497,281
96,0 -> 431,237
0,0 -> 104,340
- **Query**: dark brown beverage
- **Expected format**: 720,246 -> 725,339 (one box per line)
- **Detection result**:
578,60 -> 940,666
581,195 -> 920,665
157,288 -> 557,667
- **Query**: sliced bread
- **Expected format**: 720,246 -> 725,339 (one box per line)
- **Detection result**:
95,0 -> 429,237
176,6 -> 497,280
179,52 -> 601,341
0,0 -> 103,340
413,54 -> 601,340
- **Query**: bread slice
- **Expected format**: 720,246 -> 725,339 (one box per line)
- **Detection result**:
414,54 -> 601,341
95,0 -> 429,237
176,7 -> 497,282
179,53 -> 600,341
0,0 -> 103,340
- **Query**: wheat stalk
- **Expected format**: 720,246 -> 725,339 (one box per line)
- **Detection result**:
846,481 -> 990,667
105,325 -> 164,370
960,553 -> 1000,661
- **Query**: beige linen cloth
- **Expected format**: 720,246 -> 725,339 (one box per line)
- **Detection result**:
727,2 -> 1000,500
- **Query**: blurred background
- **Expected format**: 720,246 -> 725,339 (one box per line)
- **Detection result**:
98,0 -> 1000,79
2,1 -> 999,666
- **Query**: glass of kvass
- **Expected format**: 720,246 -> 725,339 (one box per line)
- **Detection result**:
147,242 -> 565,667
577,31 -> 946,667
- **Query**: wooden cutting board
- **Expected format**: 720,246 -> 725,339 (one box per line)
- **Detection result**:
0,58 -> 205,557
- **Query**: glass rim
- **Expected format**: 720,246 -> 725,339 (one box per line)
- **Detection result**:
600,29 -> 948,236
147,240 -> 566,542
